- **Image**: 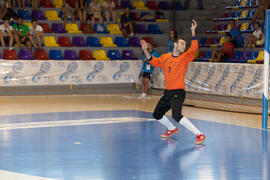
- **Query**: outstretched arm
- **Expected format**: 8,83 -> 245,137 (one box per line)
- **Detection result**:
184,19 -> 199,61
140,40 -> 164,68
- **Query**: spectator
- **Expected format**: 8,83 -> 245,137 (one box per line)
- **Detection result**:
210,34 -> 234,62
76,0 -> 87,24
229,19 -> 243,48
184,0 -> 203,10
121,7 -> 135,38
140,38 -> 160,97
244,22 -> 264,50
17,0 -> 25,9
0,0 -> 7,19
30,19 -> 43,49
89,0 -> 103,29
252,1 -> 267,23
102,0 -> 116,23
62,1 -> 75,25
0,17 -> 13,49
0,0 -> 17,19
168,29 -> 177,53
31,0 -> 39,10
13,16 -> 37,50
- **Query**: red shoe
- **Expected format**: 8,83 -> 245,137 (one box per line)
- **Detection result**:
160,128 -> 178,138
195,134 -> 206,145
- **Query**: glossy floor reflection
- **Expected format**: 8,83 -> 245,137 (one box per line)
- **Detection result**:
0,110 -> 269,180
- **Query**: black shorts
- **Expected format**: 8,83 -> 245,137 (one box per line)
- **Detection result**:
142,72 -> 152,79
4,36 -> 10,44
153,89 -> 185,122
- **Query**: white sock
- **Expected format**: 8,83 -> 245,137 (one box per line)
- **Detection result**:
158,116 -> 176,130
179,117 -> 202,135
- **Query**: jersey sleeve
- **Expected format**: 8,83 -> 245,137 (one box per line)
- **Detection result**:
148,54 -> 164,68
182,38 -> 198,63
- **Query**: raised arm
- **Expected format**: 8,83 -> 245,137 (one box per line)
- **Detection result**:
184,19 -> 199,61
140,39 -> 164,68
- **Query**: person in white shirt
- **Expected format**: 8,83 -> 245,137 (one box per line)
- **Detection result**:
89,0 -> 103,29
244,22 -> 264,50
102,0 -> 116,23
30,19 -> 43,49
0,17 -> 13,50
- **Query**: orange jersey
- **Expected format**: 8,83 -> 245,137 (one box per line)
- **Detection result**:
148,39 -> 198,90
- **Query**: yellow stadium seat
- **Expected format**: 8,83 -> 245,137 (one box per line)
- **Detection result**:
133,0 -> 148,10
240,10 -> 248,18
45,10 -> 61,21
226,24 -> 232,31
218,37 -> 226,45
93,50 -> 110,60
255,51 -> 264,60
240,0 -> 248,6
54,0 -> 63,8
240,23 -> 249,31
23,23 -> 32,28
107,24 -> 122,34
44,36 -> 59,47
156,19 -> 168,22
98,0 -> 104,3
247,60 -> 256,64
65,23 -> 82,33
100,37 -> 117,47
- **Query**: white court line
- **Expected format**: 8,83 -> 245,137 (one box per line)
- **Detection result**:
0,117 -> 153,130
0,170 -> 58,180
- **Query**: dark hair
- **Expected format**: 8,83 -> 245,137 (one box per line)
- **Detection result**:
225,34 -> 232,38
31,19 -> 37,23
254,21 -> 260,27
17,16 -> 23,20
173,37 -> 185,43
169,29 -> 178,40
230,19 -> 235,23
3,17 -> 10,21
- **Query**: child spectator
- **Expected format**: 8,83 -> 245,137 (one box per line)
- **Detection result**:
210,34 -> 234,62
89,0 -> 103,29
0,17 -> 13,49
102,0 -> 116,23
244,22 -> 264,50
229,19 -> 243,48
62,1 -> 75,25
13,16 -> 37,50
168,29 -> 177,53
121,7 -> 135,38
30,19 -> 43,49
76,0 -> 87,24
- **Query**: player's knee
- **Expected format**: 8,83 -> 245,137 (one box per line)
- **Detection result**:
172,114 -> 183,122
152,112 -> 162,120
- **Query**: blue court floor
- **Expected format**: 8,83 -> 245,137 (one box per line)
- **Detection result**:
0,110 -> 269,180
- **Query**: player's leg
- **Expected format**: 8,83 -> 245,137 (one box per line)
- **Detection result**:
153,91 -> 178,138
171,90 -> 206,144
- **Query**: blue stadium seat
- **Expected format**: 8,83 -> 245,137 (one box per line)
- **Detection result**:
49,50 -> 64,60
94,24 -> 109,34
107,50 -> 123,60
147,24 -> 163,34
18,10 -> 32,20
114,37 -> 130,47
87,37 -> 102,47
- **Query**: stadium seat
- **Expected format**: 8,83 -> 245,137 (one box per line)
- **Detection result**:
199,37 -> 207,47
34,49 -> 50,60
40,0 -> 55,7
87,37 -> 102,47
52,23 -> 67,33
148,24 -> 162,34
45,10 -> 61,20
100,37 -> 117,47
93,50 -> 110,60
204,38 -> 215,47
23,22 -> 32,28
68,0 -> 76,8
255,51 -> 264,63
40,23 -> 53,33
136,24 -> 148,34
140,12 -> 155,21
241,23 -> 253,33
195,51 -> 206,62
146,1 -> 160,10
44,36 -> 59,47
158,1 -> 170,10
65,23 -> 82,33
249,51 -> 259,60
133,0 -> 148,9
80,23 -> 95,33
18,10 -> 32,20
58,36 -> 73,47
107,24 -> 122,34
49,50 -> 63,60
72,36 -> 87,47
79,50 -> 95,60
241,51 -> 251,60
171,1 -> 183,10
107,50 -> 122,60
94,24 -> 109,34
239,10 -> 248,19
114,37 -> 130,47
53,0 -> 63,8
31,10 -> 46,20
231,51 -> 243,60
240,0 -> 248,6
128,37 -> 141,47
64,50 -> 79,60
202,50 -> 212,61
122,50 -> 138,60
218,37 -> 226,46
120,0 -> 134,9
18,49 -> 34,60
3,50 -> 19,60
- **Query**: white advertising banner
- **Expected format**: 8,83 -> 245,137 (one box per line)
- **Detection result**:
0,60 -> 142,86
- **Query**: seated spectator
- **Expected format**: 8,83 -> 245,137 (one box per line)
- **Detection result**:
62,1 -> 75,25
30,0 -> 39,9
76,0 -> 87,24
17,0 -> 26,9
229,19 -> 243,48
244,22 -> 264,50
0,0 -> 17,19
102,0 -> 116,23
252,1 -> 267,23
13,16 -> 37,50
121,7 -> 135,38
210,35 -> 234,62
140,38 -> 160,97
0,17 -> 13,49
30,19 -> 43,49
168,29 -> 177,53
89,0 -> 103,29
0,0 -> 8,19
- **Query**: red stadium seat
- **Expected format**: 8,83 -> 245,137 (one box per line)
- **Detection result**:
3,50 -> 19,60
40,0 -> 55,8
79,50 -> 95,60
58,36 -> 74,47
39,23 -> 53,33
34,49 -> 50,60
146,1 -> 160,10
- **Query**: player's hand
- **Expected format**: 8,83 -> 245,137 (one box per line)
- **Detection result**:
140,39 -> 148,51
191,19 -> 197,31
